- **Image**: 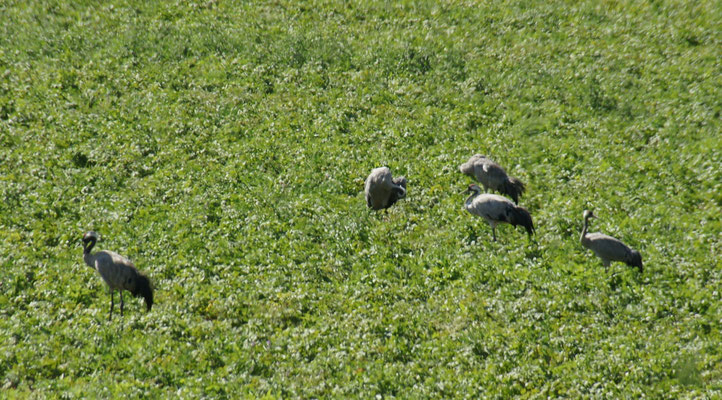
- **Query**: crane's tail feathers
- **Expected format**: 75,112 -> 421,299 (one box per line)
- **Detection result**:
510,206 -> 534,237
627,250 -> 643,273
502,177 -> 526,205
131,274 -> 154,311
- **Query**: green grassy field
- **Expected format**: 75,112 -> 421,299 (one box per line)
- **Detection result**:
1,0 -> 720,397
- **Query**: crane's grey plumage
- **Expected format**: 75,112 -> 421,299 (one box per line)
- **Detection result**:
364,167 -> 407,211
464,184 -> 534,241
460,154 -> 526,204
580,210 -> 643,272
82,231 -> 154,320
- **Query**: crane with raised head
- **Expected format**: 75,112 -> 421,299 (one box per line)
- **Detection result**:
580,210 -> 643,272
82,231 -> 154,320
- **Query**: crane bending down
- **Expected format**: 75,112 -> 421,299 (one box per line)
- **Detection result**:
459,154 -> 526,204
364,167 -> 407,211
82,231 -> 153,320
464,184 -> 534,241
580,210 -> 643,272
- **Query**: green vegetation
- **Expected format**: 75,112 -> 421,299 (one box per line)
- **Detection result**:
1,0 -> 720,397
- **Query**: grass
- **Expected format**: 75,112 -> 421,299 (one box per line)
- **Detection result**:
1,0 -> 720,397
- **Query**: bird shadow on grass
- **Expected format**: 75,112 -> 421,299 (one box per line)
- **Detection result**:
607,268 -> 644,291
462,224 -> 480,246
524,243 -> 542,261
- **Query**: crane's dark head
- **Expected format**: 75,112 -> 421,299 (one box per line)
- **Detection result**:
83,231 -> 99,242
82,231 -> 99,253
385,177 -> 407,209
391,176 -> 407,199
464,184 -> 482,194
583,210 -> 596,220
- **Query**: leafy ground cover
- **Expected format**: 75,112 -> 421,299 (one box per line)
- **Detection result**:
1,0 -> 720,397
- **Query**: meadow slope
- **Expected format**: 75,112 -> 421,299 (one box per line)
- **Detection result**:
1,0 -> 721,397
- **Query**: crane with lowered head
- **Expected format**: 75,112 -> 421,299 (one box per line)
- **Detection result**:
463,184 -> 534,242
364,167 -> 407,211
460,154 -> 526,205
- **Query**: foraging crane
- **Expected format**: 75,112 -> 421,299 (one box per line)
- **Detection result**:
459,154 -> 526,204
580,210 -> 643,272
463,184 -> 534,241
82,231 -> 154,320
364,167 -> 407,211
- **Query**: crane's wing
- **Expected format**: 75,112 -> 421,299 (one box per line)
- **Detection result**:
92,250 -> 138,290
467,194 -> 514,221
479,160 -> 509,183
585,233 -> 633,262
365,167 -> 394,210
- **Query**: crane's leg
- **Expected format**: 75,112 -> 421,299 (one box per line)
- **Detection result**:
602,259 -> 611,269
109,290 -> 114,321
492,226 -> 497,242
120,291 -> 124,317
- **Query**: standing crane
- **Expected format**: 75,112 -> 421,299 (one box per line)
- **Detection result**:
580,210 -> 643,272
82,231 -> 154,320
459,154 -> 526,204
364,167 -> 407,211
463,184 -> 534,241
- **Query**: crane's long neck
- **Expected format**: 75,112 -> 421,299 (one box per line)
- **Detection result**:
580,216 -> 590,244
465,190 -> 480,209
83,238 -> 97,268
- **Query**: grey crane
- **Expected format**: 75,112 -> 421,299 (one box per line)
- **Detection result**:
364,167 -> 407,211
459,154 -> 526,204
82,231 -> 154,320
463,184 -> 534,241
580,210 -> 643,272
